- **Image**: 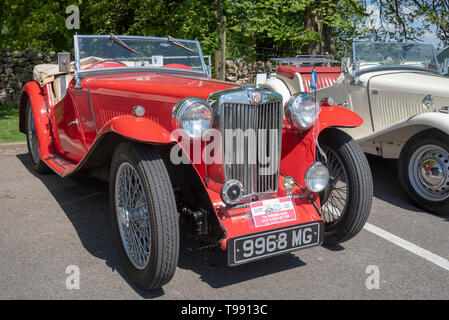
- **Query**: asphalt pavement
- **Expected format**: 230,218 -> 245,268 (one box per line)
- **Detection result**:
0,142 -> 448,299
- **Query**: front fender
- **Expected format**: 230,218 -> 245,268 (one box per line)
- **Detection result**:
65,116 -> 175,176
358,112 -> 449,144
317,105 -> 363,133
98,115 -> 174,144
280,106 -> 362,188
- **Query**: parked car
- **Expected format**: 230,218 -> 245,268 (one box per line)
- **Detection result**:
261,41 -> 449,215
19,34 -> 372,290
437,47 -> 449,76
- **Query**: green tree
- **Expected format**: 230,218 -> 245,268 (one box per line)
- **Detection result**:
0,0 -> 75,51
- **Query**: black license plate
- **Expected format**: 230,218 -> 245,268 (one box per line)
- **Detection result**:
227,222 -> 323,266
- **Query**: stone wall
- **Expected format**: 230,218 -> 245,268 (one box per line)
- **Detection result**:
224,59 -> 279,84
0,49 -> 57,105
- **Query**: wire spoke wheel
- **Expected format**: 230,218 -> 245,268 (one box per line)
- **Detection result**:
319,147 -> 349,227
115,162 -> 151,270
110,143 -> 179,290
317,128 -> 372,244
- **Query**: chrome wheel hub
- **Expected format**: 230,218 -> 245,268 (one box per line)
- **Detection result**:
419,157 -> 446,188
119,207 -> 131,228
409,145 -> 449,201
115,162 -> 151,270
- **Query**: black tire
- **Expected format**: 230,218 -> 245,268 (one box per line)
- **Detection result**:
25,101 -> 50,173
398,129 -> 449,216
109,142 -> 179,290
318,128 -> 373,244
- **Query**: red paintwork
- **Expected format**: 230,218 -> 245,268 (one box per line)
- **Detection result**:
99,115 -> 173,143
213,175 -> 323,250
277,65 -> 341,92
280,106 -> 363,190
21,82 -> 54,158
19,65 -> 362,251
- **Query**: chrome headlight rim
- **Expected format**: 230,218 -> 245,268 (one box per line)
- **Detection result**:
305,162 -> 329,193
172,97 -> 213,139
285,92 -> 319,131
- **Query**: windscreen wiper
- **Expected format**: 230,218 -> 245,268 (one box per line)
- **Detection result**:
167,36 -> 194,53
109,33 -> 138,55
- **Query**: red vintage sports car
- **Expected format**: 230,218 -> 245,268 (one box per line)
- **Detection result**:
19,34 -> 372,290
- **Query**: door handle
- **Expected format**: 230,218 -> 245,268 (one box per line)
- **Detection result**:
68,119 -> 79,126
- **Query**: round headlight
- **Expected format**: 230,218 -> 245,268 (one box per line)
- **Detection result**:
172,98 -> 213,139
305,162 -> 329,193
285,92 -> 319,130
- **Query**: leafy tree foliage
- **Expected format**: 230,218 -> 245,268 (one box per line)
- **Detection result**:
1,0 -> 447,59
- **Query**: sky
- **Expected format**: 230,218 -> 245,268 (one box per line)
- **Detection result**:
363,3 -> 443,51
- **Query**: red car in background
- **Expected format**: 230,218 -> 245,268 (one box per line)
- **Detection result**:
19,35 -> 372,290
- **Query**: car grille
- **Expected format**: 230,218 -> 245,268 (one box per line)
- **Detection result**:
221,101 -> 282,195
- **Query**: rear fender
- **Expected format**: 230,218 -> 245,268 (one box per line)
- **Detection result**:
19,81 -> 53,156
357,112 -> 449,158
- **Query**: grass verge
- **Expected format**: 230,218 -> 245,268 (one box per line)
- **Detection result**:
0,104 -> 26,143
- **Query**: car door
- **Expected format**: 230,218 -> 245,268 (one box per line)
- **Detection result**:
52,90 -> 87,163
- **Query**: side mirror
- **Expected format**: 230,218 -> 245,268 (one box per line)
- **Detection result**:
442,58 -> 449,75
341,57 -> 352,75
58,52 -> 71,73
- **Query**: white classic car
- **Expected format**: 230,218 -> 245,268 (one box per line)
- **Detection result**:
261,42 -> 449,215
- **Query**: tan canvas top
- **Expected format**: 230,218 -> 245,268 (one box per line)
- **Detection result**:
33,56 -> 104,87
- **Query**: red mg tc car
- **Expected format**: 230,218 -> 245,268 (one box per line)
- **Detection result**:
19,34 -> 372,290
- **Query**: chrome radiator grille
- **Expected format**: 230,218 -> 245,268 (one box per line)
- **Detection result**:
221,102 -> 282,195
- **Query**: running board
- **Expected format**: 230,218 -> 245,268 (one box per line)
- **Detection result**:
43,153 -> 76,175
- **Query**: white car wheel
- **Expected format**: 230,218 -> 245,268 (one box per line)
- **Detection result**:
399,129 -> 449,215
408,145 -> 449,202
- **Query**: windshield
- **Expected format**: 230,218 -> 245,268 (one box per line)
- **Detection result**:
74,35 -> 208,75
354,42 -> 439,73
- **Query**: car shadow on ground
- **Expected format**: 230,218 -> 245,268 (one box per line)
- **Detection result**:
17,153 -> 308,297
365,154 -> 430,214
17,153 -> 166,298
177,235 -> 306,289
